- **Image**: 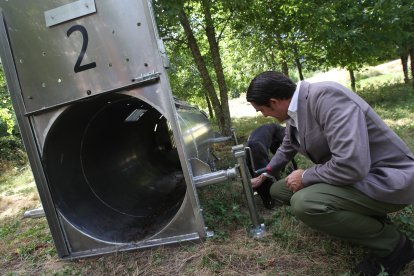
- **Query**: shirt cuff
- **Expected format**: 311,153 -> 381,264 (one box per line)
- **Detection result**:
263,172 -> 271,178
301,170 -> 307,179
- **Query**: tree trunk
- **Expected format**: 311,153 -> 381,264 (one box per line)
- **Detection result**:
275,35 -> 289,77
349,69 -> 356,92
410,47 -> 414,88
201,0 -> 232,136
400,54 -> 409,84
178,9 -> 224,131
281,61 -> 289,77
294,46 -> 304,80
205,93 -> 214,119
269,51 -> 277,70
295,58 -> 304,80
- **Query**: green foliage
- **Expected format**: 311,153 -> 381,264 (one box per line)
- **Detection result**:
393,206 -> 414,238
0,135 -> 26,162
313,0 -> 406,71
355,69 -> 383,81
0,66 -> 25,166
198,181 -> 250,240
0,66 -> 15,136
156,0 -> 414,104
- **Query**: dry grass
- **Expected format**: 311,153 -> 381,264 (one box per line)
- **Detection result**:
4,173 -> 414,275
0,168 -> 362,275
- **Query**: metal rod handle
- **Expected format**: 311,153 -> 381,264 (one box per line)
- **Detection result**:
232,145 -> 266,238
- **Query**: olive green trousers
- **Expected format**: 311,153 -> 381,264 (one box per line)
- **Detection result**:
270,180 -> 407,257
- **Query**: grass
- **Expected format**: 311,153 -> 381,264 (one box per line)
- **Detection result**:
1,70 -> 414,275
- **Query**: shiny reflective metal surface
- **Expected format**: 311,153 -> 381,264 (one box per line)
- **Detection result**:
0,0 -> 213,259
176,101 -> 215,165
1,0 -> 162,113
43,94 -> 188,243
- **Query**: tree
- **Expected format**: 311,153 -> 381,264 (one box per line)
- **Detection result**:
313,0 -> 406,91
154,0 -> 236,135
231,0 -> 326,81
397,0 -> 414,87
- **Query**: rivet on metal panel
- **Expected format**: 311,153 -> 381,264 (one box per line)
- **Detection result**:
144,63 -> 148,67
126,58 -> 130,62
86,90 -> 92,95
42,52 -> 46,56
41,83 -> 46,88
19,59 -> 23,63
58,79 -> 62,83
109,63 -> 112,67
137,22 -> 141,27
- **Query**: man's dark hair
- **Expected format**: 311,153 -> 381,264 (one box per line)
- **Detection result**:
246,71 -> 296,105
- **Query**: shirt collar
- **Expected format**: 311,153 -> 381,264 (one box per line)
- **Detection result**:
288,81 -> 301,113
287,81 -> 301,129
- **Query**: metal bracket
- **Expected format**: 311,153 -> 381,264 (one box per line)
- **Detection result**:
45,0 -> 96,27
132,71 -> 161,83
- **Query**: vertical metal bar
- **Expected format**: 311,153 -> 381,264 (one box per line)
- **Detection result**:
231,128 -> 239,145
232,145 -> 266,238
245,146 -> 256,172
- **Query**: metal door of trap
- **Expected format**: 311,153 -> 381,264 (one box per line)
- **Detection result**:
0,0 -> 212,259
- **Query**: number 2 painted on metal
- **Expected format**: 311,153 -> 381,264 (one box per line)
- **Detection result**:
66,25 -> 97,73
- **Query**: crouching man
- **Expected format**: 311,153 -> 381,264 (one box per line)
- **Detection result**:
247,71 -> 414,275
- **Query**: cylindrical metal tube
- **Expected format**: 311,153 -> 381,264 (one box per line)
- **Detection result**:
23,207 -> 45,219
194,168 -> 238,188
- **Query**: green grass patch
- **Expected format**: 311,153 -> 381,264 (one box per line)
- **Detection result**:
0,165 -> 34,195
198,181 -> 251,241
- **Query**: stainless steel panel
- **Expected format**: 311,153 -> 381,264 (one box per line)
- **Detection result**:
0,0 -> 212,259
1,0 -> 161,113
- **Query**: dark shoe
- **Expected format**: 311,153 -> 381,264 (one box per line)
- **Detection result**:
352,233 -> 414,275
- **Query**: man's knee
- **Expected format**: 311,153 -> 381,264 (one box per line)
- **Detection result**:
290,189 -> 330,222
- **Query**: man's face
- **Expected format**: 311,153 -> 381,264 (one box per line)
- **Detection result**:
251,98 -> 290,122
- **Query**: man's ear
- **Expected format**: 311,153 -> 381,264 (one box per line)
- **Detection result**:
269,98 -> 279,106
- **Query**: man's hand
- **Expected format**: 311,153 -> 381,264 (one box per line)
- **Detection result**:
251,174 -> 268,189
285,169 -> 305,193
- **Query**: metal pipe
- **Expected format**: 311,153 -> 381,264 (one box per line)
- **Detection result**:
23,207 -> 45,218
194,168 -> 238,188
231,128 -> 239,145
232,145 -> 266,238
